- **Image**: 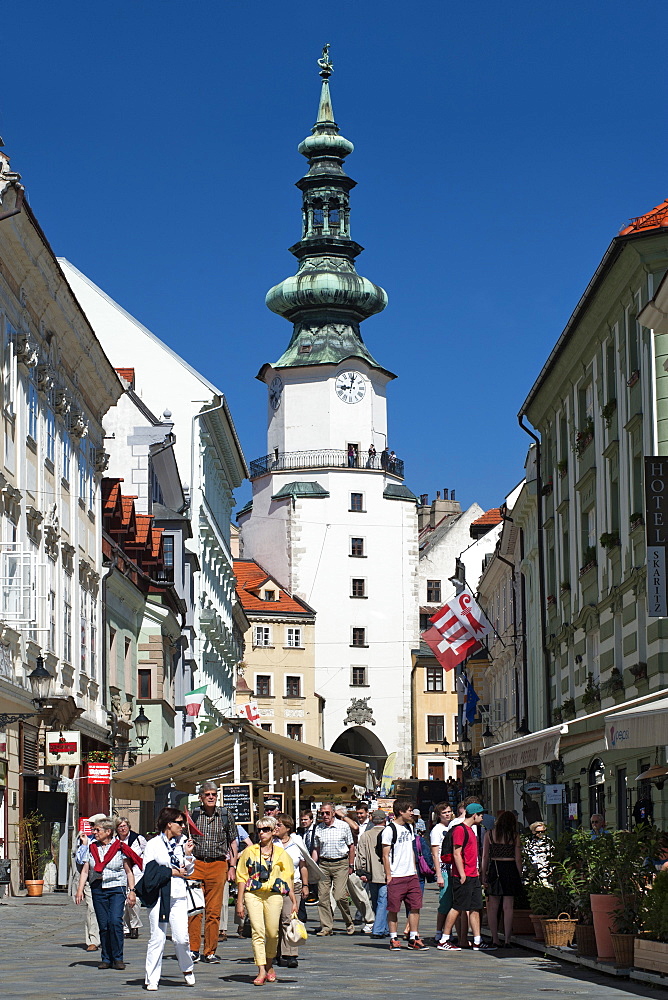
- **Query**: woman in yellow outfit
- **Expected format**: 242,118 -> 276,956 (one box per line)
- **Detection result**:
236,816 -> 297,985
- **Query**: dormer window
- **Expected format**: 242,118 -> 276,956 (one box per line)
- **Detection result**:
328,206 -> 340,230
312,208 -> 324,227
263,589 -> 276,602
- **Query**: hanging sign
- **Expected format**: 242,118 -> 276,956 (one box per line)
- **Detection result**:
506,769 -> 527,781
645,457 -> 668,617
87,763 -> 111,785
545,783 -> 565,804
262,791 -> 284,813
46,730 -> 81,766
522,781 -> 545,796
568,803 -> 578,820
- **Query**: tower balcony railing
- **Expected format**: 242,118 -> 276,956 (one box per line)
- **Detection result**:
249,448 -> 404,481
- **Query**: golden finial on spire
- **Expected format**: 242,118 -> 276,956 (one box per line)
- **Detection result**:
318,43 -> 333,79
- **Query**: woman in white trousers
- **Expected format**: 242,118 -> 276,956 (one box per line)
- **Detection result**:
141,807 -> 196,991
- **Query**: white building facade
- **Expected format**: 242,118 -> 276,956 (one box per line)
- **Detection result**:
238,56 -> 419,778
58,260 -> 248,730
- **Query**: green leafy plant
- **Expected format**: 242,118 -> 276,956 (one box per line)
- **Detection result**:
575,418 -> 595,456
85,749 -> 116,764
601,398 -> 617,426
562,697 -> 576,719
641,871 -> 668,943
580,546 -> 597,574
560,580 -> 571,592
18,811 -> 51,882
582,672 -> 600,707
600,531 -> 620,550
630,512 -> 644,530
557,458 -> 568,477
602,667 -> 624,696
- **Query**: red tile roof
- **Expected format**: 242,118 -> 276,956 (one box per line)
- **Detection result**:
471,508 -> 503,528
234,560 -> 314,616
115,367 -> 135,388
619,198 -> 668,236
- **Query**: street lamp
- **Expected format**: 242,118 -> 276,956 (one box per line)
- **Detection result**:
133,705 -> 150,747
0,655 -> 53,728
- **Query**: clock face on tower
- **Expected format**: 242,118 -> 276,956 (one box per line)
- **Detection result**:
269,376 -> 283,410
335,371 -> 367,404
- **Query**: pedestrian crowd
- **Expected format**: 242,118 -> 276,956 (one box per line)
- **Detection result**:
71,786 -> 555,988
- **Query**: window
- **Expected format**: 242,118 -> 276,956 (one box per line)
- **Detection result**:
63,572 -> 72,662
62,431 -> 71,482
351,627 -> 367,647
90,597 -> 97,680
254,626 -> 271,647
286,627 -> 302,647
427,715 -> 445,743
45,406 -> 55,462
351,665 -> 367,686
427,580 -> 441,603
256,675 -> 271,697
48,588 -> 56,654
350,537 -> 364,557
286,676 -> 301,698
78,441 -> 87,503
350,493 -> 364,512
150,466 -> 164,505
28,375 -> 38,441
453,715 -> 460,742
138,669 -> 151,699
287,724 -> 303,741
263,589 -> 276,602
426,665 -> 444,691
351,578 -> 366,598
80,591 -> 87,674
3,325 -> 16,416
260,723 -> 273,732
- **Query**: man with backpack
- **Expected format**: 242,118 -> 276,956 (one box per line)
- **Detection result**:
187,781 -> 239,963
437,803 -> 496,952
381,801 -> 428,951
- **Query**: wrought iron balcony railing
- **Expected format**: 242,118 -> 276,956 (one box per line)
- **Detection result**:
249,448 -> 404,480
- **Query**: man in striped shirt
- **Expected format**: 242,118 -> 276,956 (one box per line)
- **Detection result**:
311,803 -> 355,935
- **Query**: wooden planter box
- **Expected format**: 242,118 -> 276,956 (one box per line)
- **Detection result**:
634,936 -> 668,975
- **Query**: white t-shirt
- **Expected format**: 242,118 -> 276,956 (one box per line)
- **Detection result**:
430,822 -> 448,849
381,821 -> 415,878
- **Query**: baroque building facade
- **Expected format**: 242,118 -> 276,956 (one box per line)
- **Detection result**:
238,53 -> 419,778
58,260 -> 248,731
0,147 -> 123,892
481,200 -> 668,831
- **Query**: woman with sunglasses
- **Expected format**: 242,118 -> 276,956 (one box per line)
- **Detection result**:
236,816 -> 297,985
141,807 -> 196,991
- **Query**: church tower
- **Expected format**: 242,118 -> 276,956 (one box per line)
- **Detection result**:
239,47 -> 418,779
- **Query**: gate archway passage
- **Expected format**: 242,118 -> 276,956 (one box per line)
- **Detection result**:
330,726 -> 387,778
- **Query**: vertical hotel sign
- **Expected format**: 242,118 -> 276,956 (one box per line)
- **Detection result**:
645,457 -> 668,616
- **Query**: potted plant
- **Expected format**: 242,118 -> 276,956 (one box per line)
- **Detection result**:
582,672 -> 601,708
18,811 -> 50,896
601,398 -> 617,426
575,417 -> 595,456
600,531 -> 620,551
635,871 -> 668,974
557,457 -> 568,478
562,697 -> 576,720
630,512 -> 644,531
527,883 -> 554,940
602,667 -> 624,697
630,661 -> 648,682
580,546 -> 597,575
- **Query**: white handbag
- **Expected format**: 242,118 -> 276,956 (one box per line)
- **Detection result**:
185,880 -> 205,916
285,916 -> 308,944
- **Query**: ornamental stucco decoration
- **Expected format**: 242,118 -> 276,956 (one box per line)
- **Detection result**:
343,696 -> 376,726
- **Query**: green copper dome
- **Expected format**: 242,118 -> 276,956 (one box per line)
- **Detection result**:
264,46 -> 389,373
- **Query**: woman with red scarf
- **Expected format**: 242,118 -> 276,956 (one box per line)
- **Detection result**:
75,817 -> 141,970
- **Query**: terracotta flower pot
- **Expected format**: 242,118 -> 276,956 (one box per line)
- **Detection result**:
590,894 -> 621,960
610,932 -> 635,968
512,909 -> 534,936
575,923 -> 597,957
24,879 -> 44,897
530,914 -> 546,940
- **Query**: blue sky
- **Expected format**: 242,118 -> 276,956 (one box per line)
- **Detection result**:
4,1 -> 667,512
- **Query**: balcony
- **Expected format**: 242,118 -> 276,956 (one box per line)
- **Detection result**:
249,448 -> 405,481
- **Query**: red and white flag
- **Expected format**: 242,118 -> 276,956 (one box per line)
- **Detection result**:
184,685 -> 207,717
237,701 -> 260,724
424,589 -> 492,671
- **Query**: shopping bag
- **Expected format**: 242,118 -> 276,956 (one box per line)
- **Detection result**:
285,916 -> 308,944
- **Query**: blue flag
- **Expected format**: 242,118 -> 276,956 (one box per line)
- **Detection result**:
464,676 -> 480,726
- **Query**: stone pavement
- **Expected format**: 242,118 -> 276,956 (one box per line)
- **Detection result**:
1,884 -> 666,1000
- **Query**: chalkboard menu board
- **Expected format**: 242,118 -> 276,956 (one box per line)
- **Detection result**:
220,782 -> 253,824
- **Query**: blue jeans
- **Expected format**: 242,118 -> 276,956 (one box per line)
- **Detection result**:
91,885 -> 125,963
369,883 -> 388,936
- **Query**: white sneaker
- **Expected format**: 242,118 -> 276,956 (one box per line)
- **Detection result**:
145,985 -> 159,992
184,972 -> 196,987
363,923 -> 374,934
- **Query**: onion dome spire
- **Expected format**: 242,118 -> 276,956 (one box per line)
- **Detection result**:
265,46 -> 389,372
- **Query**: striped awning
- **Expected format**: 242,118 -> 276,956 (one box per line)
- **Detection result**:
112,719 -> 371,800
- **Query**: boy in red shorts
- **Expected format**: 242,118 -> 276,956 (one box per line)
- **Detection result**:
382,801 -> 428,951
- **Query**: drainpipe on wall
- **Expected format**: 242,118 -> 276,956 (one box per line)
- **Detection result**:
518,414 -> 552,731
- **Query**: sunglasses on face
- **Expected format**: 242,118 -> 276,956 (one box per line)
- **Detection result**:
258,826 -> 272,833
172,819 -> 185,826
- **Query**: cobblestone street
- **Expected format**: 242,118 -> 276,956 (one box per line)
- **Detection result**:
2,886 -> 666,1000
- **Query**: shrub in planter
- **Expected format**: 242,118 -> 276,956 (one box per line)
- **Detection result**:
635,871 -> 668,974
